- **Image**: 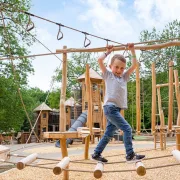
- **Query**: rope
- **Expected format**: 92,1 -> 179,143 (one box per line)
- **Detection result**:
105,144 -> 176,158
1,159 -> 180,174
2,2 -> 180,47
0,10 -> 40,142
1,2 -> 125,46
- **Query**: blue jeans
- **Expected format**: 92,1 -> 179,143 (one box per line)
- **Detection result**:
94,105 -> 134,156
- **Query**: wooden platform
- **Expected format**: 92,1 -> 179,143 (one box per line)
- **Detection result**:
43,131 -> 81,139
43,128 -> 102,139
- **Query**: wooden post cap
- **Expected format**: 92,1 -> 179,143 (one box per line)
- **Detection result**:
17,153 -> 38,170
94,162 -> 104,179
172,150 -> 180,162
53,157 -> 70,175
135,161 -> 146,176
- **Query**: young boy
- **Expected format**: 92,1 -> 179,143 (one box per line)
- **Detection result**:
92,44 -> 145,163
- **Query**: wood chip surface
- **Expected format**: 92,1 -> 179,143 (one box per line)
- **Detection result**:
0,144 -> 180,180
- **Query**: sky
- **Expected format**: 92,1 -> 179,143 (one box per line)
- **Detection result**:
27,0 -> 180,91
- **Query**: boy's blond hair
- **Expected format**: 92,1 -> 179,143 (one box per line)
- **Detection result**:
110,54 -> 126,64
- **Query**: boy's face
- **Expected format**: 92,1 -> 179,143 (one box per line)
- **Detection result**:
109,59 -> 126,77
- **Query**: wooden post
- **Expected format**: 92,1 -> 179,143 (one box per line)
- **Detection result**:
85,64 -> 93,135
174,70 -> 180,150
164,133 -> 166,150
168,61 -> 174,132
59,46 -> 67,132
60,138 -> 69,180
176,129 -> 180,151
154,133 -> 157,149
160,129 -> 164,150
174,70 -> 180,125
121,110 -> 124,117
17,153 -> 38,170
94,162 -> 104,179
135,161 -> 146,176
102,82 -> 106,131
136,62 -> 141,135
84,135 -> 90,159
151,62 -> 156,134
53,157 -> 70,175
157,87 -> 165,127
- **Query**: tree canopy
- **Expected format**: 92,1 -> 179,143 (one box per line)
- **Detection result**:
0,0 -> 36,132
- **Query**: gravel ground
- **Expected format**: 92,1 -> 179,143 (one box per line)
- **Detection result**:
0,143 -> 180,180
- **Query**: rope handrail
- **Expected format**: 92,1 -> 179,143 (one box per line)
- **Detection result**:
8,152 -> 174,165
1,159 -> 180,174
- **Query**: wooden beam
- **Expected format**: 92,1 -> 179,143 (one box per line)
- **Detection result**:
59,46 -> 67,132
136,62 -> 141,134
1,41 -> 180,61
156,82 -> 180,88
168,61 -> 174,132
43,132 -> 79,139
151,62 -> 156,133
56,41 -> 180,53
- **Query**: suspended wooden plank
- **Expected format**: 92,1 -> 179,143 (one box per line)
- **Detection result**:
135,161 -> 146,176
53,157 -> 70,175
17,153 -> 38,170
172,149 -> 180,163
94,162 -> 104,179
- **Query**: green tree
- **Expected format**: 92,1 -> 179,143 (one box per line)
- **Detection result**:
48,89 -> 60,109
54,52 -> 100,97
128,20 -> 180,130
0,0 -> 35,132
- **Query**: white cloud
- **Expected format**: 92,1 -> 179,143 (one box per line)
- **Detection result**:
134,0 -> 180,28
78,0 -> 133,43
28,28 -> 62,91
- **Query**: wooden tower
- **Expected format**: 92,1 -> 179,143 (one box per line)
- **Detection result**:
78,68 -> 104,129
34,102 -> 52,139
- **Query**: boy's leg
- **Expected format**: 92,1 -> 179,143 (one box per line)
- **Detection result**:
104,105 -> 145,162
92,119 -> 117,162
104,105 -> 133,156
94,120 -> 117,154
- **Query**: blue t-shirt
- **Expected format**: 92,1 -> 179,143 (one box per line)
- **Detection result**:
102,69 -> 130,109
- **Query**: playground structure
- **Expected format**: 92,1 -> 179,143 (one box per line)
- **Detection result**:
0,42 -> 180,179
1,4 -> 180,178
152,61 -> 180,151
33,67 -> 105,144
40,42 -> 180,179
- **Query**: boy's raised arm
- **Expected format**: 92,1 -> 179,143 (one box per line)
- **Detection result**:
126,43 -> 137,76
98,45 -> 113,74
